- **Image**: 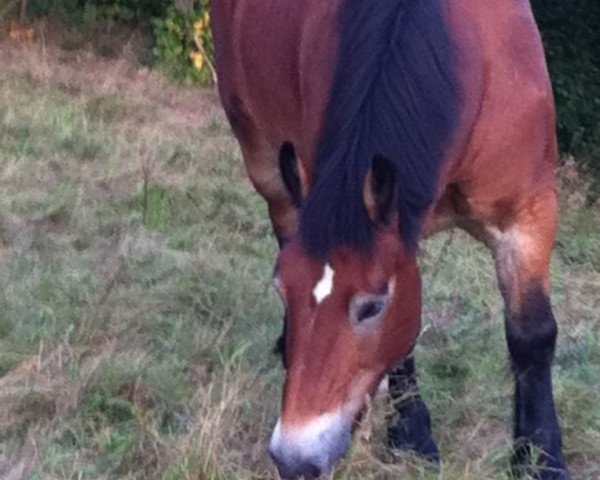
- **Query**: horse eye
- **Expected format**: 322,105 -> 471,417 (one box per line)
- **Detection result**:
351,294 -> 389,328
357,300 -> 384,322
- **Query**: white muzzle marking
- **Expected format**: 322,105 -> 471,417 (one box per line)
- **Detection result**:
269,410 -> 351,477
271,412 -> 340,453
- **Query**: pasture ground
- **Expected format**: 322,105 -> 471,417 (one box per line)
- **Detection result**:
0,34 -> 599,480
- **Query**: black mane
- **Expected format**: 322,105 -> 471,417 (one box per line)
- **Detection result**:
299,0 -> 460,258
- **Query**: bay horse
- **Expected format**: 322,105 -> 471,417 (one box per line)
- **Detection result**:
211,0 -> 570,478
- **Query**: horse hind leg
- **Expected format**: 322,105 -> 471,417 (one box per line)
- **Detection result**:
491,189 -> 570,480
387,356 -> 440,463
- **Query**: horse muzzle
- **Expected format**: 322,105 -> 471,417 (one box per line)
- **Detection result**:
269,411 -> 352,479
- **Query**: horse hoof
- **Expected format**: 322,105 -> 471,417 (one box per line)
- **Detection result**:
534,466 -> 571,480
511,454 -> 571,480
388,424 -> 441,464
389,436 -> 441,465
525,469 -> 571,480
387,398 -> 441,464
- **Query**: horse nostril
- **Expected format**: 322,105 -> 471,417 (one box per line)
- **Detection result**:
301,462 -> 323,479
269,445 -> 293,479
274,460 -> 323,479
270,446 -> 325,479
269,414 -> 352,478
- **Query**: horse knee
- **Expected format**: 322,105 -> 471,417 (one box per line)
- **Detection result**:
505,287 -> 557,372
222,93 -> 256,143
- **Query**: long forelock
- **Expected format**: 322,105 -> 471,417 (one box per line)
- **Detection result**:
299,0 -> 460,259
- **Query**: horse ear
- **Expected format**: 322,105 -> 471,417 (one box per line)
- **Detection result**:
363,155 -> 398,226
279,142 -> 305,208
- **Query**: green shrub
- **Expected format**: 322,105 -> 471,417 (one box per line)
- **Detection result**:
28,0 -> 170,24
23,0 -> 600,192
26,0 -> 216,86
532,0 -> 600,198
152,3 -> 215,86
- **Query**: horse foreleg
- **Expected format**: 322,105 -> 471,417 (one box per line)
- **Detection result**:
238,138 -> 299,366
387,355 -> 440,463
492,189 -> 570,480
240,141 -> 299,247
222,93 -> 299,246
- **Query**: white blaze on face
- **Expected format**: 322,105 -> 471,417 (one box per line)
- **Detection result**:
313,263 -> 335,304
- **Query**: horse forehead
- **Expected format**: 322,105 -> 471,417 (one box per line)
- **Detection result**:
278,242 -> 384,290
313,263 -> 336,303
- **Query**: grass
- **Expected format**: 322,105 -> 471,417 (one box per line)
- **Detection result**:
0,40 -> 599,480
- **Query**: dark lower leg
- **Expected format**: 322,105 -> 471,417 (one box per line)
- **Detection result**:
506,288 -> 569,479
269,193 -> 294,367
274,312 -> 288,368
387,356 -> 440,462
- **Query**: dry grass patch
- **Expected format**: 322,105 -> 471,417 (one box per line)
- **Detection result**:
0,38 -> 599,479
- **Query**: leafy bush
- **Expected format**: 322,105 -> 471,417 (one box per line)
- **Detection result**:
27,0 -> 216,86
152,3 -> 215,86
23,0 -> 600,191
28,0 -> 170,24
532,0 -> 600,198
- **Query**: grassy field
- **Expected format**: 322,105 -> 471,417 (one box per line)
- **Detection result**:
0,39 -> 599,480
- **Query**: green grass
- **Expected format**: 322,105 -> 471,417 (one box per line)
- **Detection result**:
0,46 -> 599,480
